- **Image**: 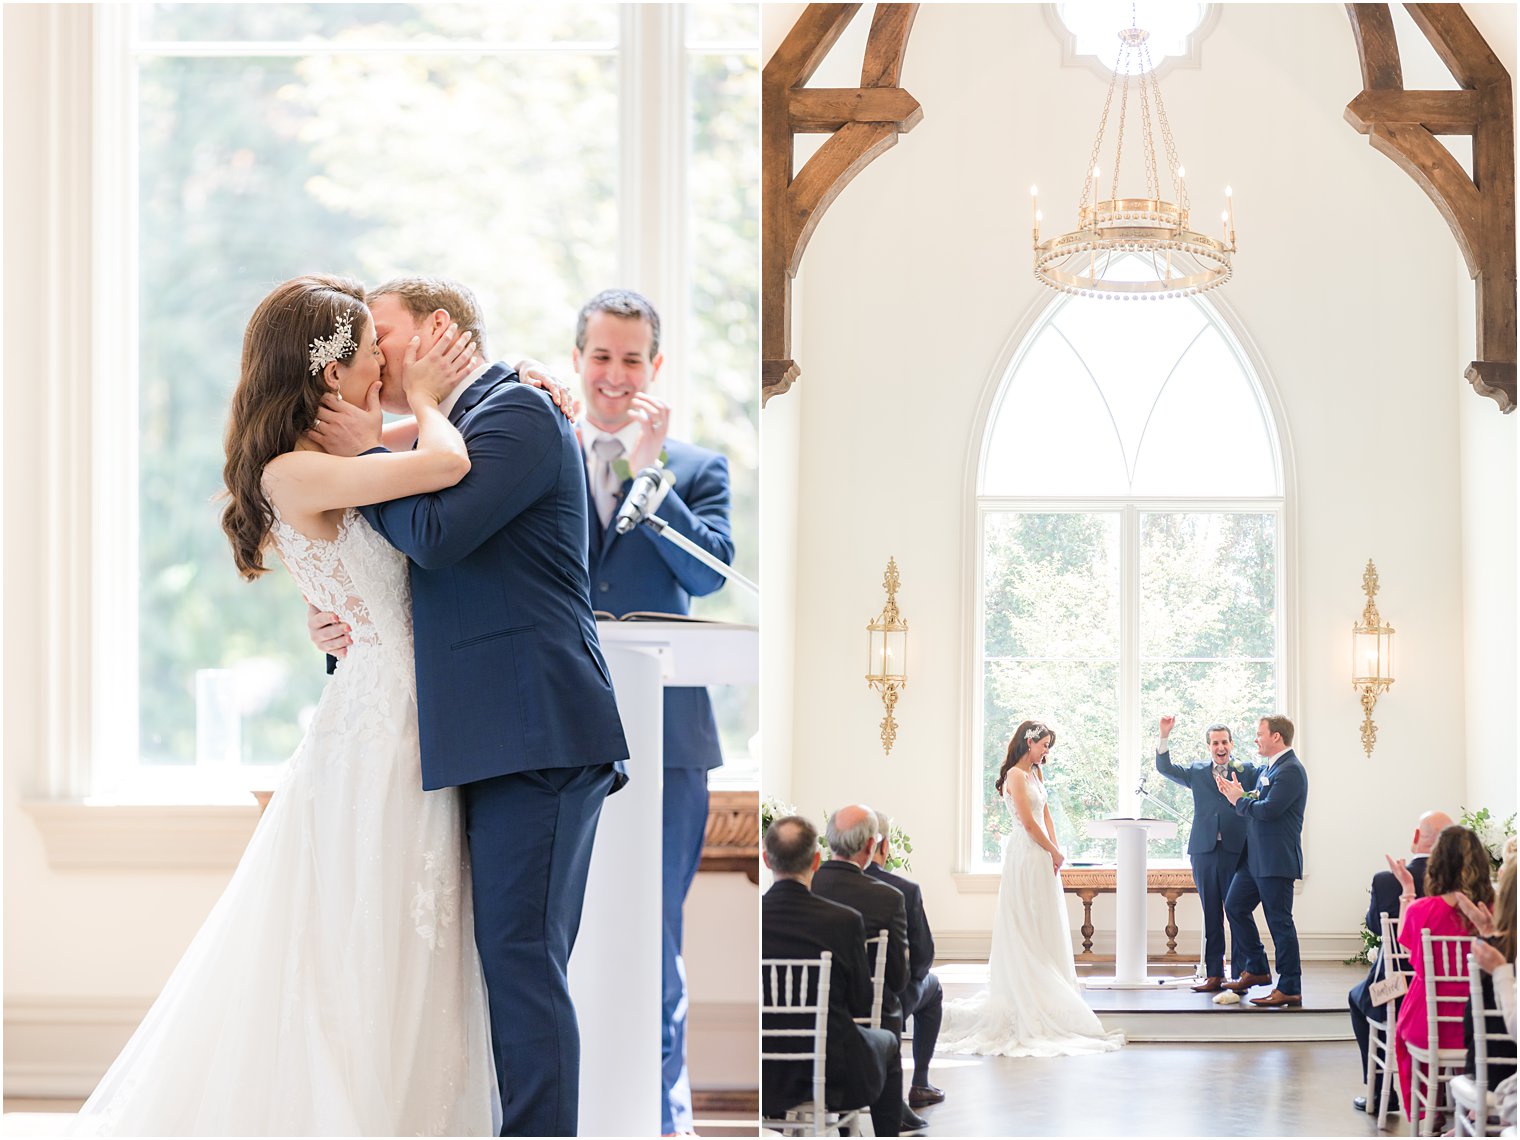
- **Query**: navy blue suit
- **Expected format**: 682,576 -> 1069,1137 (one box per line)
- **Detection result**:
360,365 -> 629,1136
1224,749 -> 1308,996
1155,749 -> 1260,978
866,863 -> 942,1088
585,433 -> 732,1133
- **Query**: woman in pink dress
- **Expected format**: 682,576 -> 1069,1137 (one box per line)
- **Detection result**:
1392,824 -> 1496,1124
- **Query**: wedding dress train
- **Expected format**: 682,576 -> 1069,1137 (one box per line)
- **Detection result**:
73,508 -> 496,1136
938,774 -> 1125,1058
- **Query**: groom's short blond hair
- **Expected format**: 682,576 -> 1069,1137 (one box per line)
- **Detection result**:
369,276 -> 488,358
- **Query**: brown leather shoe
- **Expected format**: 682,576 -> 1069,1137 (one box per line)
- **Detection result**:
1250,989 -> 1303,1008
1192,976 -> 1225,993
1220,971 -> 1272,993
908,1083 -> 945,1108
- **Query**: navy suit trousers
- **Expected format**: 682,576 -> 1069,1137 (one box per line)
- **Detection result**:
463,764 -> 617,1137
1225,870 -> 1301,996
1191,846 -> 1244,978
901,972 -> 943,1084
661,769 -> 710,1133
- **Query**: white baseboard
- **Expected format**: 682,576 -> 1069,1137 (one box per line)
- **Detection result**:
937,928 -> 1364,963
5,997 -> 758,1100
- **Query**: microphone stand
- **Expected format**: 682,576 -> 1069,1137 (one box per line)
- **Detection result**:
641,514 -> 760,596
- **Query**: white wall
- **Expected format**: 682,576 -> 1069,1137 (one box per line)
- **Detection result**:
2,4 -> 756,1099
762,3 -> 1516,954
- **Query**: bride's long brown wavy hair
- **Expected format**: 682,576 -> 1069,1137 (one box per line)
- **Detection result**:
222,275 -> 368,580
994,720 -> 1056,796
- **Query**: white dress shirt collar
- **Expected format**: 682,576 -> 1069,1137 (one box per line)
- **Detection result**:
436,359 -> 495,420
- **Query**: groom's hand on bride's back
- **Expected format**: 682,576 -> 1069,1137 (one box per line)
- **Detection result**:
306,382 -> 383,457
306,604 -> 352,659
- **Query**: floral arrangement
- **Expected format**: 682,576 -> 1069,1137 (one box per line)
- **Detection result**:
1345,922 -> 1380,967
759,796 -> 914,873
1459,806 -> 1516,871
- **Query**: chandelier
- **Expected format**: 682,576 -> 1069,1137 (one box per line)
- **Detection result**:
1031,16 -> 1235,300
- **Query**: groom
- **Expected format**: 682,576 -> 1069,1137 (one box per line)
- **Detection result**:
321,276 -> 629,1136
1215,714 -> 1308,1008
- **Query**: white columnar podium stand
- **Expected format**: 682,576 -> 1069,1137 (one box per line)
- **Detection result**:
569,621 -> 758,1137
1080,816 -> 1179,989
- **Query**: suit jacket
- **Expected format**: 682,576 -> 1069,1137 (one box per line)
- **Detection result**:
1233,749 -> 1308,880
1155,750 -> 1259,855
1353,854 -> 1429,1013
761,879 -> 881,1115
586,436 -> 733,771
866,863 -> 934,986
359,365 -> 629,790
811,860 -> 909,1027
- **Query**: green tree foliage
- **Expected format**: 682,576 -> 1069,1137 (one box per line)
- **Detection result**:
979,510 -> 1277,864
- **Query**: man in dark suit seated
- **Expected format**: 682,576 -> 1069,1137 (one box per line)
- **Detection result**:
811,805 -> 909,1136
866,810 -> 945,1113
1348,808 -> 1451,1112
762,816 -> 899,1133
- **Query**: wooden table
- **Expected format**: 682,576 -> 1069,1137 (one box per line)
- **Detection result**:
1059,866 -> 1197,962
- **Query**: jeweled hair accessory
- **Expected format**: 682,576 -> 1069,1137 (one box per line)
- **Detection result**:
308,312 -> 358,375
1025,724 -> 1046,743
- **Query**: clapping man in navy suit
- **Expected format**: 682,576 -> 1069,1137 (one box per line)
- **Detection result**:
1348,808 -> 1450,1110
572,289 -> 735,1136
307,277 -> 630,1136
866,810 -> 945,1119
1155,716 -> 1261,992
1215,714 -> 1309,1008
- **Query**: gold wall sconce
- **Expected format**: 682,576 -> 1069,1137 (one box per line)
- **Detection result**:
866,557 -> 908,756
1352,559 -> 1396,757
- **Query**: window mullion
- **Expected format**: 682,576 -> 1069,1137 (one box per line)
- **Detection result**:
93,3 -> 141,797
618,4 -> 690,436
1118,504 -> 1140,817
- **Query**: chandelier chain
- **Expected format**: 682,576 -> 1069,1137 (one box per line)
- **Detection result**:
1136,47 -> 1159,200
1148,45 -> 1189,212
1080,44 -> 1125,214
1111,42 -> 1132,200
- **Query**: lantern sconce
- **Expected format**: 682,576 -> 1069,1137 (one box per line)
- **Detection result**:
1351,559 -> 1396,757
866,557 -> 908,755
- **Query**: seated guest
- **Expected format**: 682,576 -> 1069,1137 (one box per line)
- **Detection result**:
1392,825 -> 1497,1126
762,816 -> 899,1131
812,805 -> 910,1136
1154,716 -> 1260,992
1349,809 -> 1451,1112
866,810 -> 946,1114
1458,859 -> 1517,1101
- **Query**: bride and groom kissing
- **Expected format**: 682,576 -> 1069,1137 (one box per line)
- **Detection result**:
76,274 -> 629,1137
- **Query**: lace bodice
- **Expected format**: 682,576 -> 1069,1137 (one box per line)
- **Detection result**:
269,507 -> 413,679
1002,769 -> 1049,851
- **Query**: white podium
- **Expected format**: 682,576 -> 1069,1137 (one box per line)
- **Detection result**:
1080,816 -> 1179,990
569,621 -> 758,1136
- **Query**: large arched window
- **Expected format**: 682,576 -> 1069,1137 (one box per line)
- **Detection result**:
973,258 -> 1285,868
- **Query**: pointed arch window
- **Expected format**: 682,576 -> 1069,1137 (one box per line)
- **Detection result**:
974,258 -> 1285,868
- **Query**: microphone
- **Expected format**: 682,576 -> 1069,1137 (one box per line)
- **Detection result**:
614,466 -> 675,534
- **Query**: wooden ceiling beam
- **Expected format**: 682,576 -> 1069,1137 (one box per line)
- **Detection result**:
762,4 -> 922,405
1345,89 -> 1480,133
1345,4 -> 1516,412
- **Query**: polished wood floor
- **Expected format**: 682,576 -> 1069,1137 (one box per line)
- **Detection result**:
910,1039 -> 1389,1136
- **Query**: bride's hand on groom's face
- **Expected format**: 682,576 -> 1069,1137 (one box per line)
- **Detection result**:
402,323 -> 475,407
306,383 -> 383,456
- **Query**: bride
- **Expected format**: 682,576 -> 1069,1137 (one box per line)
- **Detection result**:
74,275 -> 502,1135
938,720 -> 1125,1058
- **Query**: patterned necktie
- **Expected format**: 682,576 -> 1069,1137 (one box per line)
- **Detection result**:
591,435 -> 624,529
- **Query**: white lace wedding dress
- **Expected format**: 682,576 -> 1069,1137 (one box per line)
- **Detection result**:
938,772 -> 1125,1057
73,508 -> 497,1136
